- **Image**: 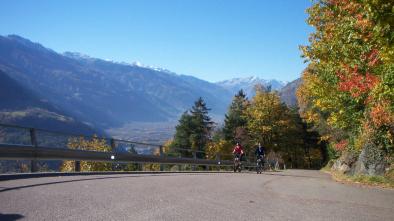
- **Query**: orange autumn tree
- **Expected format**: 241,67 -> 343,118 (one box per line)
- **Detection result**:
298,0 -> 393,174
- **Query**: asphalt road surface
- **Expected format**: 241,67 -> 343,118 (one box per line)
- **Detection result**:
1,170 -> 393,221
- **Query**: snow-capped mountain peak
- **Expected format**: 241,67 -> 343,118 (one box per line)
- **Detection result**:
63,51 -> 97,61
132,61 -> 143,67
216,76 -> 287,96
217,76 -> 259,86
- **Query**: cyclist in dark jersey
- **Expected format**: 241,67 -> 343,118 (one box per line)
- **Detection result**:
255,143 -> 265,159
255,143 -> 266,173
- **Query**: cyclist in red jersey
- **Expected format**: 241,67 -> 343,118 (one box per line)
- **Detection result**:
232,142 -> 244,172
232,142 -> 244,158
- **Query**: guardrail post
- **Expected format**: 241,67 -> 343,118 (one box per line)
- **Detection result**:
74,136 -> 83,172
192,151 -> 196,171
29,128 -> 38,173
216,153 -> 220,171
159,146 -> 164,171
110,138 -> 116,171
75,161 -> 81,172
178,153 -> 182,171
139,163 -> 143,171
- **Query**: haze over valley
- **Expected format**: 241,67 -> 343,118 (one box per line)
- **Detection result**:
0,35 -> 299,143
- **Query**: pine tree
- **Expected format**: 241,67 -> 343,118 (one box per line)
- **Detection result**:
171,98 -> 214,159
190,97 -> 214,158
171,111 -> 194,157
223,90 -> 248,141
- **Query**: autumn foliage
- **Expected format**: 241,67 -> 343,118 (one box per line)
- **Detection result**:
60,135 -> 113,172
298,0 -> 393,170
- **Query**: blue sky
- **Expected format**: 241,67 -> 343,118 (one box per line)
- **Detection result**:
0,0 -> 313,82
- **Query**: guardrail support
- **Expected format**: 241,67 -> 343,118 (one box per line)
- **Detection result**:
29,128 -> 38,173
192,152 -> 196,171
216,153 -> 220,171
75,161 -> 81,172
110,138 -> 116,171
159,146 -> 164,171
178,153 -> 182,171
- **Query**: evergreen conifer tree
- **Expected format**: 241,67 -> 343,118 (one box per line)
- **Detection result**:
171,97 -> 214,158
171,111 -> 194,157
223,90 -> 248,141
190,97 -> 214,158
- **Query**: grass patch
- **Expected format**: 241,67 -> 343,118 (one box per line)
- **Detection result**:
351,174 -> 393,187
327,170 -> 394,188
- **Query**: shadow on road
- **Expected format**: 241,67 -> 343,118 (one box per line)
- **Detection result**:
0,173 -> 223,193
0,213 -> 24,221
261,172 -> 328,179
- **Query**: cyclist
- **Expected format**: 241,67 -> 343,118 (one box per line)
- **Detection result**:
232,142 -> 244,172
255,143 -> 265,158
255,143 -> 265,172
232,142 -> 244,159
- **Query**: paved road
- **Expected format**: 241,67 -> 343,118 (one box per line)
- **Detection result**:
0,170 -> 393,221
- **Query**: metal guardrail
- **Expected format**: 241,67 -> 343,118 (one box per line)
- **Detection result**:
0,144 -> 228,165
0,123 -> 238,173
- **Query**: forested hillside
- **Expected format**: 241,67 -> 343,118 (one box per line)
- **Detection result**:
0,35 -> 232,129
0,70 -> 98,135
280,78 -> 302,107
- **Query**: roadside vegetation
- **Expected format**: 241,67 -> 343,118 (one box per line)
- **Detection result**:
299,0 -> 393,186
60,135 -> 138,172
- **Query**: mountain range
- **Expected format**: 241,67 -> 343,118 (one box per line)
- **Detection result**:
216,76 -> 287,97
0,35 -> 300,140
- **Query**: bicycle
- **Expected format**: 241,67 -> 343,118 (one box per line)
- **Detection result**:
233,154 -> 242,172
256,156 -> 263,174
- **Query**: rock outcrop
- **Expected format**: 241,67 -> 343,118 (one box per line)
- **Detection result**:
332,151 -> 357,174
332,142 -> 387,176
351,143 -> 387,176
